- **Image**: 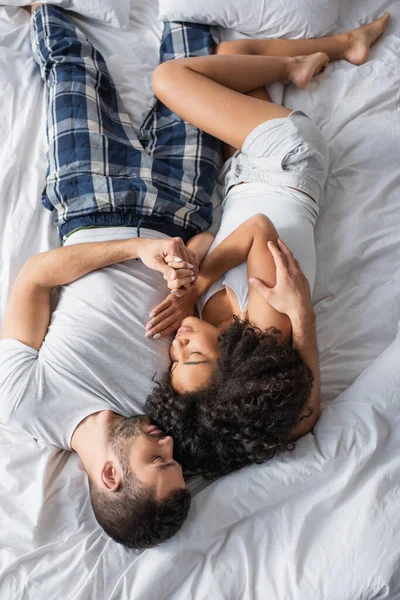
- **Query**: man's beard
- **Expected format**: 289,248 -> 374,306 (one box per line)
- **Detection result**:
108,415 -> 166,471
106,415 -> 147,474
108,414 -> 148,445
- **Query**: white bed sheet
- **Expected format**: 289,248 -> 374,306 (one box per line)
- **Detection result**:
1,0 -> 400,598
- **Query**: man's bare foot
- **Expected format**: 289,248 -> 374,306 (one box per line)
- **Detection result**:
288,52 -> 329,89
341,12 -> 390,66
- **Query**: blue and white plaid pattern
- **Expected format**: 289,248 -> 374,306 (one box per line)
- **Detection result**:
31,6 -> 221,242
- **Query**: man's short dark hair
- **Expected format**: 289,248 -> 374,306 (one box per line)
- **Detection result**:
89,414 -> 191,549
89,473 -> 191,550
146,319 -> 314,479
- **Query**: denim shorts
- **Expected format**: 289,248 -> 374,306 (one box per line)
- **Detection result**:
219,110 -> 329,204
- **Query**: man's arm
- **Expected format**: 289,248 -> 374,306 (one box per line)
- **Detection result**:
1,237 -> 193,351
289,309 -> 320,440
249,238 -> 320,439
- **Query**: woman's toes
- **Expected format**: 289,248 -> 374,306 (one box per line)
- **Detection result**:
289,53 -> 329,89
344,12 -> 390,66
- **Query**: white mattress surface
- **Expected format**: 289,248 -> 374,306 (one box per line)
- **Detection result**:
1,1 -> 400,598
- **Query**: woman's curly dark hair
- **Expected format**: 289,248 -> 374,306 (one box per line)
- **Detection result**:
146,318 -> 313,479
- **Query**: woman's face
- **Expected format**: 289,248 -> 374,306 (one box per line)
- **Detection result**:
170,317 -> 221,393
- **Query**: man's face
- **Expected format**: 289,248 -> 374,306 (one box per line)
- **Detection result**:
110,415 -> 185,500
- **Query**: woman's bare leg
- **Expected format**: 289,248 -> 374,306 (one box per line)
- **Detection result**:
153,52 -> 328,150
212,12 -> 390,156
152,13 -> 390,152
216,13 -> 390,65
223,87 -> 271,160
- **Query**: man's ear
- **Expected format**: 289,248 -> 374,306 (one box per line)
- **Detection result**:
101,461 -> 122,492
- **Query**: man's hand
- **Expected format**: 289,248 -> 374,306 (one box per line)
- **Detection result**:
162,254 -> 202,296
249,238 -> 314,321
137,238 -> 198,289
144,291 -> 197,339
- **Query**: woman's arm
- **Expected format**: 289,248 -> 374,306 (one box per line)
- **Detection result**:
191,214 -> 276,296
195,215 -> 291,339
187,232 -> 215,266
246,230 -> 292,341
165,214 -> 274,297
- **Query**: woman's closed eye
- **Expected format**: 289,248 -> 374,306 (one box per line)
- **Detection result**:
171,352 -> 205,373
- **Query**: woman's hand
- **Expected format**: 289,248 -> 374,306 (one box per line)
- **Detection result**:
163,255 -> 197,292
136,238 -> 198,287
249,238 -> 314,321
163,254 -> 200,296
145,290 -> 197,339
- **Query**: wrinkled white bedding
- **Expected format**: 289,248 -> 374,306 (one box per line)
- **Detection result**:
1,0 -> 400,598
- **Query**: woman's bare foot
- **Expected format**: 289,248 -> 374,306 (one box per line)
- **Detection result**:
341,12 -> 390,66
288,52 -> 329,89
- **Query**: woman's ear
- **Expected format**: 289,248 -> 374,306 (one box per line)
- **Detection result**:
101,461 -> 122,492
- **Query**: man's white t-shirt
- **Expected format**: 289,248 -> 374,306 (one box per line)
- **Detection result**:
0,228 -> 172,450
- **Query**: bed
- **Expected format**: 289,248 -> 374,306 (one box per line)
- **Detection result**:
1,0 -> 400,598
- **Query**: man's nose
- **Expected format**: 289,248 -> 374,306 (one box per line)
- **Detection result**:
157,435 -> 174,454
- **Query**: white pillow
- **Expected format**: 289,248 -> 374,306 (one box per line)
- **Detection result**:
3,0 -> 131,29
158,0 -> 340,39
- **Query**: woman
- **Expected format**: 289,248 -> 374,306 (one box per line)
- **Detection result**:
144,14 -> 390,478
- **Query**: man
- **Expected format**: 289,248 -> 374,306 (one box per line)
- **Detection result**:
0,4 -> 220,549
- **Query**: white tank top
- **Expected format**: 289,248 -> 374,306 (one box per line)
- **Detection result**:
197,183 -> 319,318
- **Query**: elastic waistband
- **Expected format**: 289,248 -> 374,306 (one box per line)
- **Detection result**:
58,212 -> 196,244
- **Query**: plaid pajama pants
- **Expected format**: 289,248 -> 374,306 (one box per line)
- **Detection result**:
31,5 -> 221,243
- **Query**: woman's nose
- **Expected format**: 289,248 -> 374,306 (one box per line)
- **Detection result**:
172,337 -> 189,350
